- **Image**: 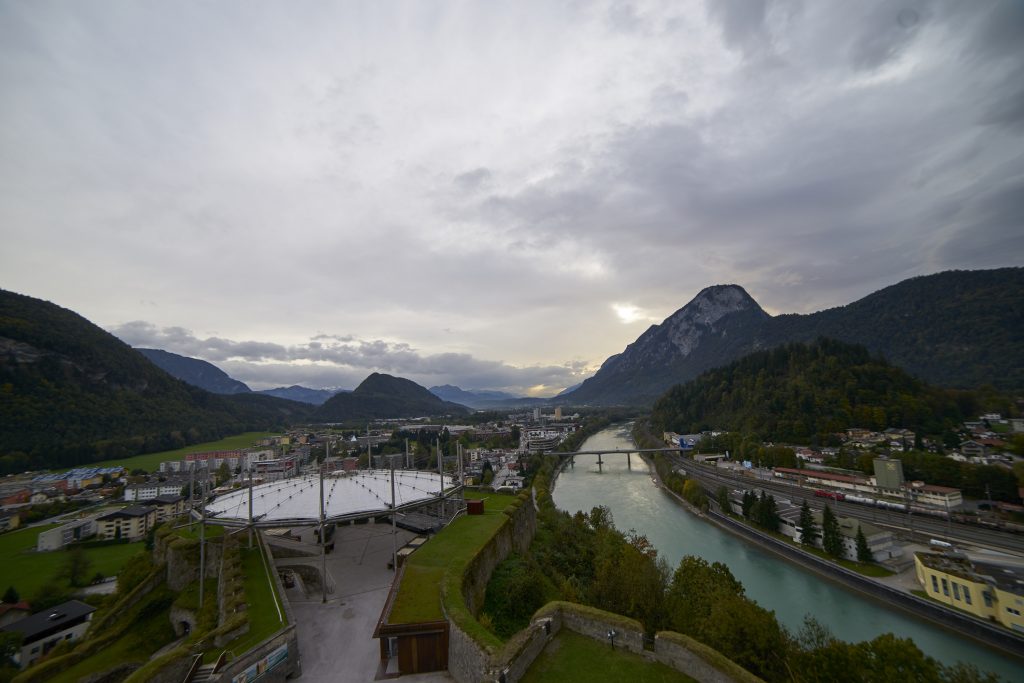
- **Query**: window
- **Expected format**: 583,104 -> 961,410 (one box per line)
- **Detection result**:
964,586 -> 972,605
953,583 -> 960,600
941,578 -> 949,596
931,576 -> 939,593
983,592 -> 994,608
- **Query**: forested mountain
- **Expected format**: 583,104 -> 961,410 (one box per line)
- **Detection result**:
137,348 -> 252,394
0,289 -> 310,473
650,339 -> 980,442
313,373 -> 470,421
562,268 -> 1024,406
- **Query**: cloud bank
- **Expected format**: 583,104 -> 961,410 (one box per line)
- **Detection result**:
2,1 -> 1021,381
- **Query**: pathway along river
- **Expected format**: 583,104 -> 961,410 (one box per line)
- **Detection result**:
551,424 -> 1020,680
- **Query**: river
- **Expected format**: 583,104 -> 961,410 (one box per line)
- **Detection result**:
551,424 -> 1021,680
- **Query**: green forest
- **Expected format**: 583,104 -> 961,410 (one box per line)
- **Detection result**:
650,338 -> 1011,443
0,289 -> 309,474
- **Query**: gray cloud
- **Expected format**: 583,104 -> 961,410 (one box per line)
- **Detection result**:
112,322 -> 590,395
2,1 -> 1022,378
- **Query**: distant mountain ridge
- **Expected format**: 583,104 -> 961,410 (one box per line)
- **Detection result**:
313,373 -> 470,421
257,385 -> 341,405
137,348 -> 252,394
429,384 -> 522,408
0,289 -> 311,473
562,268 -> 1024,405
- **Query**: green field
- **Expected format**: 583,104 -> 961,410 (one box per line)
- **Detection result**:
521,630 -> 696,683
388,491 -> 517,624
68,431 -> 279,473
0,524 -> 145,598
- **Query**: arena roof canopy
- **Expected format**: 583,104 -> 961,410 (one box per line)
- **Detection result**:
202,470 -> 459,528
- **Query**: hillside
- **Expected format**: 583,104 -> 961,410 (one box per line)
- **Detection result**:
137,347 -> 252,394
0,289 -> 310,473
649,338 -> 972,442
563,268 -> 1024,406
313,373 -> 470,421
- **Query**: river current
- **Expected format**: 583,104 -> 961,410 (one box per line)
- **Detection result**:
551,424 -> 1021,680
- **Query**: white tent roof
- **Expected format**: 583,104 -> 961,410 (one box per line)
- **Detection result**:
203,470 -> 457,527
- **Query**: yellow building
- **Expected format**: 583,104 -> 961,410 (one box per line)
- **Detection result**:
915,552 -> 1024,633
96,505 -> 157,541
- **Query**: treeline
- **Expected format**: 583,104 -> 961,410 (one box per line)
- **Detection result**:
650,338 -> 1012,444
483,473 -> 999,682
0,289 -> 309,474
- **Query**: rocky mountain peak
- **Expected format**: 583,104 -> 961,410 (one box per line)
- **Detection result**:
664,284 -> 765,356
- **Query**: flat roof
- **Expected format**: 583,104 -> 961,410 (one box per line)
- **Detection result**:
1,600 -> 94,641
203,470 -> 458,527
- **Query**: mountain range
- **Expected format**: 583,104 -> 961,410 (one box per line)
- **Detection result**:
561,268 -> 1024,406
137,348 -> 340,405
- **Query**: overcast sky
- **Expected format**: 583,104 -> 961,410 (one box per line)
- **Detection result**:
2,1 -> 1022,395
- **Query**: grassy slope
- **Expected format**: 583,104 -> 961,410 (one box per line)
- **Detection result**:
215,542 -> 286,658
521,630 -> 696,683
70,431 -> 278,472
388,491 -> 514,624
0,525 -> 143,597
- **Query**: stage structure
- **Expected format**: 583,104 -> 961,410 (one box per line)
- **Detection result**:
199,469 -> 461,529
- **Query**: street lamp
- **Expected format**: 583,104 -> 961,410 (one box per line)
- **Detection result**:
607,629 -> 618,648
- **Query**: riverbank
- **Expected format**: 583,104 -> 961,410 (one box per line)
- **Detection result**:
638,452 -> 1024,663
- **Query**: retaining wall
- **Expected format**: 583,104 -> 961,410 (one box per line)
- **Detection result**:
447,495 -> 537,683
489,602 -> 762,683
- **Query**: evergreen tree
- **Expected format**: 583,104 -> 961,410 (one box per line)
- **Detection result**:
1,586 -> 17,604
855,525 -> 873,563
798,500 -> 819,547
741,490 -> 755,519
822,505 -> 843,558
716,485 -> 732,514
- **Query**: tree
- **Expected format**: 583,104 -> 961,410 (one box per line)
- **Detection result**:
59,546 -> 94,587
799,500 -> 819,547
216,461 -> 231,487
822,504 -> 843,558
716,485 -> 732,514
855,525 -> 873,563
741,490 -> 755,518
1,586 -> 18,604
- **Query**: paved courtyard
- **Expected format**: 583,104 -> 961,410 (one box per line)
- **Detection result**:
270,521 -> 452,682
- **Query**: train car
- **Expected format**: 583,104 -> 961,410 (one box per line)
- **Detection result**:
814,489 -> 845,501
875,499 -> 906,511
844,494 -> 874,505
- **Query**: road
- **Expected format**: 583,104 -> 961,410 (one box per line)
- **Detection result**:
672,457 -> 1024,555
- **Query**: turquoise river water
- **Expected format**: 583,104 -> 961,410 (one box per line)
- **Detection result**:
551,424 -> 1021,680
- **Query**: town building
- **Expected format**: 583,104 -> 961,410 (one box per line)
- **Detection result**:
0,510 -> 20,532
915,552 -> 1024,632
778,508 -> 901,561
123,479 -> 190,502
0,601 -> 31,628
138,494 -> 185,522
96,505 -> 157,541
36,517 -> 97,551
1,600 -> 96,668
